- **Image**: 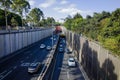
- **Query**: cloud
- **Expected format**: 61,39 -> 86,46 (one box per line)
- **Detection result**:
28,0 -> 35,6
39,0 -> 56,8
60,0 -> 68,5
53,4 -> 92,18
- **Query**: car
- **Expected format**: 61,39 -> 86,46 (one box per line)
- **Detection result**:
54,38 -> 56,40
50,37 -> 53,39
63,40 -> 66,43
46,46 -> 51,50
60,41 -> 63,44
69,48 -> 73,53
68,57 -> 76,67
59,48 -> 64,52
40,44 -> 45,48
66,48 -> 72,54
28,62 -> 41,73
59,44 -> 63,47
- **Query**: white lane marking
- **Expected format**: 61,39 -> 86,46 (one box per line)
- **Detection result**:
0,70 -> 12,80
67,70 -> 70,80
0,70 -> 7,75
21,63 -> 30,67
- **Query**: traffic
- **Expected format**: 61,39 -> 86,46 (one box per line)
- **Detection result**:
0,35 -> 58,80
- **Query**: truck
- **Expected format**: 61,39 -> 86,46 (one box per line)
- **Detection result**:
55,26 -> 62,33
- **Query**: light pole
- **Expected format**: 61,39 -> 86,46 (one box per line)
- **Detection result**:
52,20 -> 53,50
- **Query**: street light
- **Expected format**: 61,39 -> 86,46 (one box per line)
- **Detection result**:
52,20 -> 54,50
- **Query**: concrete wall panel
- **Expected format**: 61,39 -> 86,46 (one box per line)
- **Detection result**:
10,34 -> 15,53
0,29 -> 53,59
0,35 -> 5,58
18,33 -> 22,49
65,30 -> 120,80
4,34 -> 10,56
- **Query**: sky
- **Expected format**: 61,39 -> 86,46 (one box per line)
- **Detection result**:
28,0 -> 120,22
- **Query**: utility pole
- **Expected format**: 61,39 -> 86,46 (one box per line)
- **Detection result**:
52,20 -> 53,50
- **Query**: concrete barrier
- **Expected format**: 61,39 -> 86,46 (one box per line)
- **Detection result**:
65,30 -> 120,80
0,28 -> 54,59
37,36 -> 60,80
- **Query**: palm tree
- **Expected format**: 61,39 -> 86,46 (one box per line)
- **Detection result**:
12,0 -> 30,27
0,0 -> 12,30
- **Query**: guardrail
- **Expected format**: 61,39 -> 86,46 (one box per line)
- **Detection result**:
37,36 -> 60,80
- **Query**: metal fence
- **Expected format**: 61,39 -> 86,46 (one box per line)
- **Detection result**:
65,30 -> 120,80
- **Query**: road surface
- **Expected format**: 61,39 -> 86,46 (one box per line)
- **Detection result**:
51,38 -> 85,80
0,35 -> 58,80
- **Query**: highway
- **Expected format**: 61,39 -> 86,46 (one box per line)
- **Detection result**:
51,38 -> 85,80
0,35 -> 58,80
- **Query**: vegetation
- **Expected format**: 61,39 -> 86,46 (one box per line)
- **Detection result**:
0,0 -> 12,29
11,0 -> 30,27
0,9 -> 22,28
26,8 -> 44,27
0,0 -> 58,29
64,9 -> 120,55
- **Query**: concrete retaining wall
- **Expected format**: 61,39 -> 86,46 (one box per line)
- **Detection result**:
0,28 -> 53,59
65,30 -> 120,80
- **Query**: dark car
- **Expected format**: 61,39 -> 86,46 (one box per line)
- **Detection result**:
59,48 -> 64,52
28,62 -> 41,73
66,48 -> 72,54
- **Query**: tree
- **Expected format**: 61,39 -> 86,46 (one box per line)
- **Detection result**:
64,8 -> 120,55
11,17 -> 18,27
73,13 -> 82,19
46,17 -> 55,26
28,8 -> 44,26
64,15 -> 72,30
12,0 -> 30,27
0,0 -> 12,30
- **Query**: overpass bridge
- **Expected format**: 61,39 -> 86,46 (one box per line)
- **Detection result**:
0,27 -> 120,80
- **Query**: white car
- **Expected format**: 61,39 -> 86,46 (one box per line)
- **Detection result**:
50,37 -> 53,39
54,38 -> 56,40
68,58 -> 76,67
28,62 -> 41,73
40,44 -> 45,48
46,46 -> 51,50
59,44 -> 63,47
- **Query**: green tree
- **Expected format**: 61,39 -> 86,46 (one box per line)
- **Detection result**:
46,17 -> 55,26
73,13 -> 82,19
64,9 -> 120,55
28,8 -> 44,26
0,0 -> 12,30
64,15 -> 72,30
12,0 -> 30,27
11,17 -> 18,27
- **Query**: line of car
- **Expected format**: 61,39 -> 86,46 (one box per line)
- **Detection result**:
28,39 -> 53,74
66,48 -> 76,67
58,38 -> 76,67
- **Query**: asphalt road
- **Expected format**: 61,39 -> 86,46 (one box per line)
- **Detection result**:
51,38 -> 85,80
0,35 -> 58,80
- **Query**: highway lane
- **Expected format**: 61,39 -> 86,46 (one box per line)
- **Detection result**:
0,35 -> 58,80
51,38 -> 85,80
58,52 -> 85,80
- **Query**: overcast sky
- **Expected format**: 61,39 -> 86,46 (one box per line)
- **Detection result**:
28,0 -> 120,21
